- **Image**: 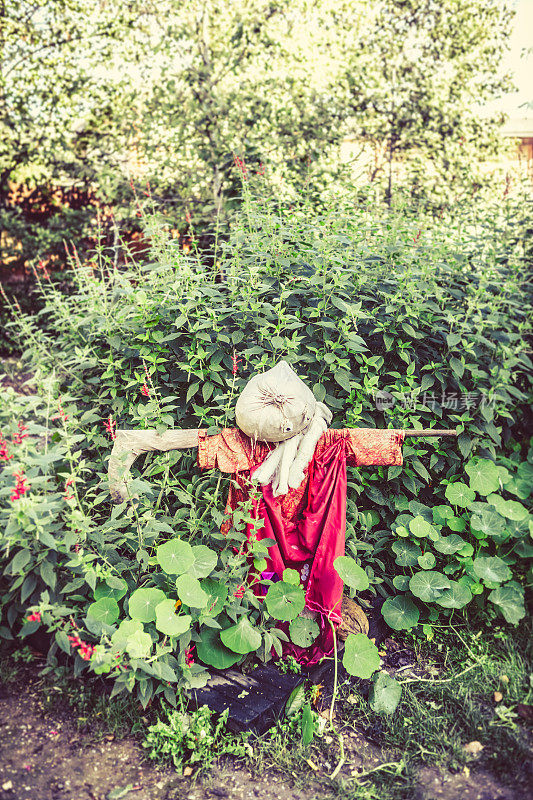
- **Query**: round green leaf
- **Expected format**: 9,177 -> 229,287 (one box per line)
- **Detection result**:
282,568 -> 301,585
409,516 -> 437,538
392,540 -> 421,567
176,574 -> 208,608
465,458 -> 501,496
200,579 -> 228,617
409,571 -> 451,602
196,617 -> 241,668
488,583 -> 526,625
265,581 -> 305,622
333,556 -> 369,591
125,628 -> 153,659
433,534 -> 466,554
155,599 -> 192,637
156,539 -> 195,575
111,619 -> 143,650
445,482 -> 475,508
487,494 -> 528,522
470,508 -> 506,537
342,633 -> 380,679
87,597 -> 119,625
434,581 -> 472,609
473,556 -> 512,584
381,596 -> 419,630
289,616 -> 320,648
392,575 -> 410,591
189,545 -> 218,579
220,616 -> 262,654
94,578 -> 128,602
457,542 -> 474,558
417,552 -> 436,570
447,516 -> 466,532
128,587 -> 166,623
369,672 -> 402,715
432,505 -> 454,524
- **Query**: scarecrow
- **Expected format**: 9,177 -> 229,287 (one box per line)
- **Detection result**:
109,361 -> 455,663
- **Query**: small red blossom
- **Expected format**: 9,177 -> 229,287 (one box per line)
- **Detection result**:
11,470 -> 29,501
104,415 -> 116,440
413,229 -> 421,244
68,633 -> 94,660
233,585 -> 245,599
231,350 -> 242,376
36,259 -> 51,279
26,611 -> 41,623
185,210 -> 192,224
234,155 -> 248,178
141,382 -> 150,397
184,645 -> 195,667
256,163 -> 265,177
12,421 -> 29,445
64,477 -> 75,501
51,396 -> 68,422
0,432 -> 12,461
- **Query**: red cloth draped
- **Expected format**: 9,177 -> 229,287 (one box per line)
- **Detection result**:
198,428 -> 404,664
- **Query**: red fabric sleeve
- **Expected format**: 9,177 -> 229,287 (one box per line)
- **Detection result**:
344,428 -> 404,466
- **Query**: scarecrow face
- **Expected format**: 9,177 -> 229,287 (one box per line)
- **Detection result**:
235,361 -> 317,443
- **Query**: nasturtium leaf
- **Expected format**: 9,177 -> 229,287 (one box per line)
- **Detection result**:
457,542 -> 474,558
282,568 -> 301,585
392,540 -> 421,567
432,505 -> 454,524
301,703 -> 315,746
488,583 -> 526,625
445,482 -> 475,508
409,571 -> 450,602
393,575 -> 410,591
486,494 -> 528,522
408,501 -> 433,522
447,516 -> 466,532
465,458 -> 500,495
111,619 -> 143,650
381,596 -> 419,630
125,629 -> 153,659
200,579 -> 228,617
434,581 -> 472,609
289,616 -> 320,648
265,581 -> 305,621
395,525 -> 410,538
156,539 -> 195,575
220,616 -> 262,654
94,578 -> 128,602
418,552 -> 436,570
470,507 -> 506,537
189,545 -> 217,579
87,597 -> 119,625
409,516 -> 437,538
473,556 -> 512,584
155,599 -> 191,637
342,633 -> 380,679
433,534 -> 466,554
128,587 -> 166,622
176,575 -> 208,608
369,672 -> 402,715
254,558 -> 268,573
333,556 -> 369,591
196,618 -> 241,668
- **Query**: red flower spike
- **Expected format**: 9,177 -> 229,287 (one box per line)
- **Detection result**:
104,416 -> 116,440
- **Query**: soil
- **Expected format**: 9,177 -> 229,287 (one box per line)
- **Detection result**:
0,671 -> 524,800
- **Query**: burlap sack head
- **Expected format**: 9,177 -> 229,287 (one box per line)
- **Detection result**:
235,360 -> 317,442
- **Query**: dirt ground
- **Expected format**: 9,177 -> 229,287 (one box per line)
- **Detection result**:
0,673 -> 524,800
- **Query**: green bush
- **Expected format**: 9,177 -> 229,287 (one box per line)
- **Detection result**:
1,192 -> 531,706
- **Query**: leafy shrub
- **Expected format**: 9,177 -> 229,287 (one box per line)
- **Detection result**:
1,191 -> 531,706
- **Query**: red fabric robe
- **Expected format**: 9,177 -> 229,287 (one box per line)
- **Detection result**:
198,427 -> 404,664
